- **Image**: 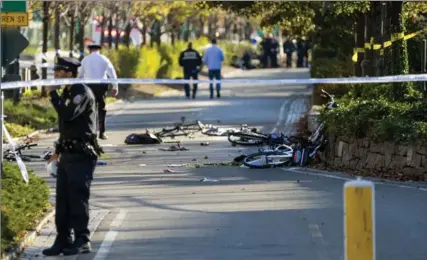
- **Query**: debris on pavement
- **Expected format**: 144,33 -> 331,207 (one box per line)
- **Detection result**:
167,163 -> 187,167
200,142 -> 210,146
200,177 -> 219,183
139,164 -> 147,167
103,144 -> 117,147
233,155 -> 246,163
159,144 -> 189,151
164,169 -> 187,173
97,161 -> 107,166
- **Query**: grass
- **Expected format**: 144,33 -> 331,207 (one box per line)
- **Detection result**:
4,99 -> 57,138
106,96 -> 118,104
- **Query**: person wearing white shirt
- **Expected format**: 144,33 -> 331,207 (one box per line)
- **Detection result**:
78,44 -> 118,140
203,38 -> 224,99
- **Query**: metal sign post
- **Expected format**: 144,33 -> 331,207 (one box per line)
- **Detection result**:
0,0 -> 4,256
1,0 -> 4,171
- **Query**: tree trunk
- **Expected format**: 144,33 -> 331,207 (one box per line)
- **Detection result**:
54,8 -> 60,58
389,0 -> 411,100
170,26 -> 176,46
69,15 -> 75,57
123,22 -> 132,47
100,12 -> 106,46
108,16 -> 113,48
142,24 -> 147,46
355,12 -> 365,77
41,1 -> 49,97
78,20 -> 85,61
114,18 -> 120,50
362,10 -> 374,77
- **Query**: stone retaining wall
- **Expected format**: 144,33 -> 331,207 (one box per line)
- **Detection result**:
320,135 -> 427,176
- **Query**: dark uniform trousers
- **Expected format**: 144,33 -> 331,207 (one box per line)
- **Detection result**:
56,153 -> 97,242
184,70 -> 198,98
88,84 -> 108,135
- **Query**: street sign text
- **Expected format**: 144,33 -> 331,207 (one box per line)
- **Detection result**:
1,12 -> 29,27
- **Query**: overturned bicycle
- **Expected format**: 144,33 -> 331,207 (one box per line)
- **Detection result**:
121,88 -> 337,169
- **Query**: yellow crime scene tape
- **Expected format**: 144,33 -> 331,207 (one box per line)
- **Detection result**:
352,28 -> 427,62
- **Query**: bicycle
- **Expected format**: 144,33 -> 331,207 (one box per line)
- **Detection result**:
152,118 -> 204,139
200,122 -> 258,137
228,129 -> 289,147
291,88 -> 338,166
3,142 -> 53,162
242,142 -> 295,169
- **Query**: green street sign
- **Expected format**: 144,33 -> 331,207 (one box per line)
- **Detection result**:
1,1 -> 27,12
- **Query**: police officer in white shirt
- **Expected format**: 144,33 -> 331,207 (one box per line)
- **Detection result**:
78,44 -> 118,140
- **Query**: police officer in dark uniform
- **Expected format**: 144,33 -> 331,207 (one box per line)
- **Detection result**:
43,57 -> 103,256
179,42 -> 202,99
270,37 -> 279,68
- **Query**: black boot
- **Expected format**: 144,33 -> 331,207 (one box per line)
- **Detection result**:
42,235 -> 73,256
63,238 -> 92,255
99,133 -> 108,140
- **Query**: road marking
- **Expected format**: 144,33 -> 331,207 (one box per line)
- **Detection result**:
309,224 -> 331,260
93,209 -> 127,260
271,100 -> 289,133
286,168 -> 427,192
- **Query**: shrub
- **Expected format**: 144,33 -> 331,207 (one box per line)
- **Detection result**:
106,38 -> 248,82
4,99 -> 57,137
136,46 -> 162,79
1,163 -> 51,254
322,98 -> 427,145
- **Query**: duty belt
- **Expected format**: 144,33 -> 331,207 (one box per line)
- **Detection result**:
55,138 -> 103,157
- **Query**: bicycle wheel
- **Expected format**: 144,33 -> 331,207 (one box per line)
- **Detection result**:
228,132 -> 268,146
182,122 -> 204,131
20,155 -> 36,162
243,151 -> 292,169
156,127 -> 180,138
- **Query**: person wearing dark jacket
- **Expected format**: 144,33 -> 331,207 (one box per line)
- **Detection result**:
270,37 -> 279,68
179,42 -> 202,99
283,39 -> 295,68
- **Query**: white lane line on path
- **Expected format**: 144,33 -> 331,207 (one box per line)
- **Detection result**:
286,168 -> 427,192
271,100 -> 289,134
93,209 -> 127,260
308,224 -> 332,260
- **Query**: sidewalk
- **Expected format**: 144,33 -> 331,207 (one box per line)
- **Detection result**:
16,206 -> 110,260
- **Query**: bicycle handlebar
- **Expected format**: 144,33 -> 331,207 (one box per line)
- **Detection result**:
320,89 -> 334,100
4,142 -> 38,153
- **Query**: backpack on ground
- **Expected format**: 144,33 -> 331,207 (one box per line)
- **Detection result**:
124,133 -> 162,145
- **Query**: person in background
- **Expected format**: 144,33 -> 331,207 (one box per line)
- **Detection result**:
179,42 -> 202,99
283,38 -> 295,68
296,38 -> 305,68
203,38 -> 225,99
78,44 -> 118,140
43,57 -> 102,256
270,36 -> 279,68
260,35 -> 272,68
304,39 -> 312,67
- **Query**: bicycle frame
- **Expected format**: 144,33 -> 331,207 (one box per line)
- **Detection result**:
259,144 -> 294,157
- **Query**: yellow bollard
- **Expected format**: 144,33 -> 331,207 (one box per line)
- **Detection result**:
344,177 -> 375,260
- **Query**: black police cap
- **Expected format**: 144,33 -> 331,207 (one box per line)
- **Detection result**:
53,56 -> 81,72
87,44 -> 102,50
